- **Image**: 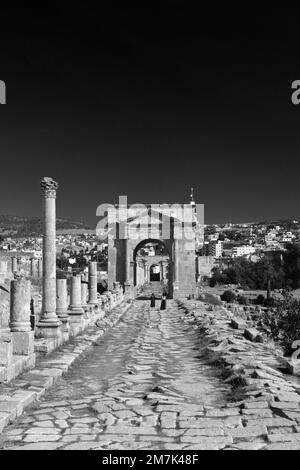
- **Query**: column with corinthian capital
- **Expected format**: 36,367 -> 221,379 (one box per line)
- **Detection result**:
36,177 -> 62,338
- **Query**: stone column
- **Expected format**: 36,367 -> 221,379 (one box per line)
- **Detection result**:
10,278 -> 34,356
81,282 -> 88,310
36,177 -> 61,338
38,258 -> 43,278
124,240 -> 132,292
174,240 -> 180,283
0,261 -> 7,283
11,257 -> 18,274
160,261 -> 164,282
56,279 -> 69,326
88,261 -> 98,305
30,258 -> 38,278
69,275 -> 84,314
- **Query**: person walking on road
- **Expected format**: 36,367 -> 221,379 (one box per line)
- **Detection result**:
150,293 -> 156,310
160,291 -> 167,311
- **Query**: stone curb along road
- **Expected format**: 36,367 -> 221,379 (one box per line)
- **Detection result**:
0,301 -> 133,435
176,300 -> 300,450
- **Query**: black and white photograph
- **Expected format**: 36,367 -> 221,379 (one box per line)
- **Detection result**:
1,2 -> 300,456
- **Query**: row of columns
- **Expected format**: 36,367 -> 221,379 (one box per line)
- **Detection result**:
10,257 -> 43,278
35,177 -> 120,340
36,260 -> 98,338
30,258 -> 43,278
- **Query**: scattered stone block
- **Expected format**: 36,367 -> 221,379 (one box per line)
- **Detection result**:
0,334 -> 13,367
286,360 -> 300,376
231,318 -> 247,330
244,328 -> 264,343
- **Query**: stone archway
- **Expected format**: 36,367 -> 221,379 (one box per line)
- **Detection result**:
107,204 -> 198,299
133,239 -> 171,297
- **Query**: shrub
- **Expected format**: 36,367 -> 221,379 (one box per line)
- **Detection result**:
260,291 -> 300,355
255,294 -> 265,305
221,290 -> 236,303
237,295 -> 248,305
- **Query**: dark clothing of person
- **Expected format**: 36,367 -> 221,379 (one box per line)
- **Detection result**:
150,294 -> 156,308
160,294 -> 167,310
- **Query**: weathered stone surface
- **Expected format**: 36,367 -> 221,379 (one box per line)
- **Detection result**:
265,442 -> 300,450
180,436 -> 233,447
226,424 -> 268,439
246,417 -> 295,428
242,409 -> 273,418
206,408 -> 240,417
231,318 -> 247,330
244,328 -> 264,343
160,412 -> 177,429
275,392 -> 300,403
268,433 -> 300,443
2,299 -> 300,450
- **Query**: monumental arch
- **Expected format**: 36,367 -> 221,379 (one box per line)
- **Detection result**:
107,203 -> 203,299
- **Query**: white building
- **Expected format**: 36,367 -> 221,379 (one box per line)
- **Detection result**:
232,245 -> 256,258
209,241 -> 223,258
282,232 -> 295,243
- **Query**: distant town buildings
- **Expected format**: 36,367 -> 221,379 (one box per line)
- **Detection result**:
232,245 -> 256,258
198,219 -> 300,279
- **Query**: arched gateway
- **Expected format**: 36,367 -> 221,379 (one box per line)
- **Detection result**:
107,203 -> 203,299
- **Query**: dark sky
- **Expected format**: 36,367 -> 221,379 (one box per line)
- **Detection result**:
0,3 -> 300,226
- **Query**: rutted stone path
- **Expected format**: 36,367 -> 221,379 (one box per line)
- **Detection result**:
0,300 -> 234,450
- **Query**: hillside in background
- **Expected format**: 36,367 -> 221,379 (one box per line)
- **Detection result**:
0,215 -> 93,237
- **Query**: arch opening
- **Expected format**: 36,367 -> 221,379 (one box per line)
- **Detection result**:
134,239 -> 170,298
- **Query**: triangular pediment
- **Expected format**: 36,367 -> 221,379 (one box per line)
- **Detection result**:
126,208 -> 181,226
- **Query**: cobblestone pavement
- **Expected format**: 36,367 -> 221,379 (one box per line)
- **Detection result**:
0,300 -> 235,450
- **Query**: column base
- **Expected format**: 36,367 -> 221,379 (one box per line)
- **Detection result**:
35,319 -> 63,340
124,282 -> 132,292
69,306 -> 84,314
57,313 -> 70,332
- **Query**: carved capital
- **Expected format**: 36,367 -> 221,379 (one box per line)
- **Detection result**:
40,177 -> 59,198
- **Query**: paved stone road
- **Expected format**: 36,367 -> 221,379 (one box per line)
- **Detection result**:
0,300 -> 235,450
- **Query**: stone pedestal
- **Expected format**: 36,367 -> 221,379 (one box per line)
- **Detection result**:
36,177 -> 62,339
69,275 -> 84,315
12,331 -> 35,356
88,261 -> 98,305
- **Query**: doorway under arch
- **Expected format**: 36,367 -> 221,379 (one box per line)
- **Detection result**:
150,264 -> 161,282
133,239 -> 171,298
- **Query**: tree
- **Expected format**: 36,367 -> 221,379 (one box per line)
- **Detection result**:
265,290 -> 300,355
283,244 -> 300,289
